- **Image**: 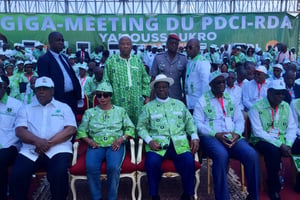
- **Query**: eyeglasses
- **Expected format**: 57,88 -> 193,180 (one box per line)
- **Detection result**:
187,45 -> 196,50
96,93 -> 111,98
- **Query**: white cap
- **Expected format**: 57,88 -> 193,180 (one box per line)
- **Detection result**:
35,76 -> 54,88
255,47 -> 262,53
24,60 -> 32,67
78,62 -> 88,71
150,74 -> 174,89
209,71 -> 228,83
255,65 -> 268,75
268,80 -> 286,90
210,44 -> 217,49
35,41 -> 44,47
273,64 -> 283,71
16,60 -> 24,65
236,46 -> 241,50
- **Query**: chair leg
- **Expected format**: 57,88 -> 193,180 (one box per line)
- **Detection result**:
70,177 -> 77,200
207,158 -> 211,194
259,155 -> 264,192
131,173 -> 137,200
240,163 -> 245,192
136,172 -> 145,200
194,169 -> 200,199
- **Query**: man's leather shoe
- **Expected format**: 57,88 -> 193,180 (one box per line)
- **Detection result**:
269,192 -> 281,200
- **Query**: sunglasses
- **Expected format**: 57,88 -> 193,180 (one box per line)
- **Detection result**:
96,93 -> 111,98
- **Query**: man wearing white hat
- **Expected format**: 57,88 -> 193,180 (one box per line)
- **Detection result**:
193,71 -> 259,200
242,65 -> 269,111
137,74 -> 199,200
77,62 -> 93,107
205,44 -> 220,64
249,79 -> 297,200
9,76 -> 77,200
32,41 -> 45,60
0,75 -> 22,200
268,64 -> 284,82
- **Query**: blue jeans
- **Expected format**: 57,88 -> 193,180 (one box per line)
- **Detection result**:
200,136 -> 260,200
85,144 -> 125,200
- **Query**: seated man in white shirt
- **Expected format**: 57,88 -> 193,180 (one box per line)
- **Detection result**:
242,65 -> 269,111
9,76 -> 77,200
0,75 -> 23,200
193,71 -> 259,200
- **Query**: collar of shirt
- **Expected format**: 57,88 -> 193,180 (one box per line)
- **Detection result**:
156,97 -> 170,103
31,97 -> 55,107
0,93 -> 8,104
49,49 -> 60,58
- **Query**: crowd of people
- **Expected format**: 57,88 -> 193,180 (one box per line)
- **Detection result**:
0,30 -> 300,200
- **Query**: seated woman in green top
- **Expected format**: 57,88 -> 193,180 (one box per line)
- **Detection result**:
77,82 -> 135,200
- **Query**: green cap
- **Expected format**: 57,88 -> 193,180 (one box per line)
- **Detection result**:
96,82 -> 113,93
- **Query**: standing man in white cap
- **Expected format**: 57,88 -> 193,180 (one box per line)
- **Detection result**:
137,74 -> 199,200
151,34 -> 187,102
9,76 -> 77,200
0,75 -> 22,200
102,35 -> 151,125
249,79 -> 297,200
193,71 -> 259,200
242,65 -> 269,111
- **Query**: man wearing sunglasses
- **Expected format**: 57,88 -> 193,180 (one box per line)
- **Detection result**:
249,80 -> 297,200
185,38 -> 210,114
193,71 -> 260,200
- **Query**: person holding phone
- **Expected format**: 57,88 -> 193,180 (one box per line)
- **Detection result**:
193,71 -> 260,200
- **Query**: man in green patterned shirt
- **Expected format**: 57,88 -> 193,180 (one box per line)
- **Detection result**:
137,74 -> 199,200
102,35 -> 151,125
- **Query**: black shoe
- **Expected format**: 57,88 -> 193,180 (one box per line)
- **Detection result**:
245,195 -> 256,200
269,192 -> 281,200
180,193 -> 194,200
152,195 -> 160,200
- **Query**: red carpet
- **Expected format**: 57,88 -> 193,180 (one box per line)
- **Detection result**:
232,157 -> 300,200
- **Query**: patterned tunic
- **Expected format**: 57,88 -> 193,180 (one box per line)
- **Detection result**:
137,98 -> 198,156
103,54 -> 151,125
77,105 -> 135,147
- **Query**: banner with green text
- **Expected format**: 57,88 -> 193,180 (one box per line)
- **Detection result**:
0,13 -> 298,51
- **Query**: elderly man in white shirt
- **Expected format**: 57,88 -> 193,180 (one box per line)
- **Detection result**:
0,75 -> 23,200
9,76 -> 77,200
193,71 -> 259,200
242,65 -> 269,111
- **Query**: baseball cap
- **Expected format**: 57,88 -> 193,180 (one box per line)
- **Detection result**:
255,65 -> 268,75
268,80 -> 286,90
96,82 -> 113,93
273,64 -> 283,71
209,71 -> 228,83
167,34 -> 180,41
35,76 -> 54,88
